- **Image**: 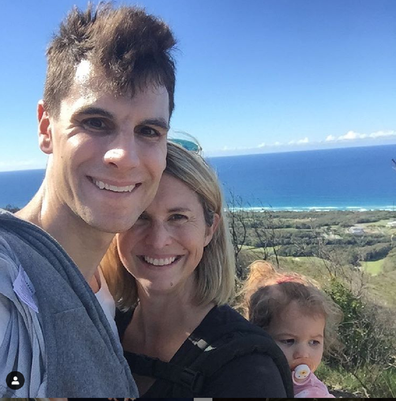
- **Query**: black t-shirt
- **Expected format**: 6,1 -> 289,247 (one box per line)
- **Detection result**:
116,305 -> 291,398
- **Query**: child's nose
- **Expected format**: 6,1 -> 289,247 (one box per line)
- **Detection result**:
293,344 -> 310,360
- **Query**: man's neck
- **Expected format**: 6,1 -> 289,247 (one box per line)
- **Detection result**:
16,185 -> 113,282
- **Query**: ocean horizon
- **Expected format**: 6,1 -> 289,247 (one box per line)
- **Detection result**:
2,144 -> 396,211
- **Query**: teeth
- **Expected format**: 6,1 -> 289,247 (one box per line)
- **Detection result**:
94,180 -> 135,193
144,256 -> 177,266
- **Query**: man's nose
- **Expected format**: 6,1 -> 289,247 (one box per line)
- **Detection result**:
104,135 -> 140,170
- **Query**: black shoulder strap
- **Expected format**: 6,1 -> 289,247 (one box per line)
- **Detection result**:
125,320 -> 293,397
188,330 -> 294,397
115,308 -> 133,341
123,351 -> 205,394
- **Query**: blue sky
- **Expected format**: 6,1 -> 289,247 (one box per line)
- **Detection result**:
1,0 -> 396,171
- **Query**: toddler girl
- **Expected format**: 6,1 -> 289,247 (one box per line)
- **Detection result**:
242,260 -> 343,398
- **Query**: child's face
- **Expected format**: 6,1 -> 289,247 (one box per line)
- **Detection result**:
267,301 -> 325,373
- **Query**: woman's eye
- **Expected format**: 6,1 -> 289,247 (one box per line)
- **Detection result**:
170,214 -> 187,221
136,213 -> 150,222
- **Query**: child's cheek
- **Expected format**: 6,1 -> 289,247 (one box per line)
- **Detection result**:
275,341 -> 294,369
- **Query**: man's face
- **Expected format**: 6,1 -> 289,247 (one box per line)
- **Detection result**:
38,63 -> 169,234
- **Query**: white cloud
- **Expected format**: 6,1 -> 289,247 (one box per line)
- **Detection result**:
369,130 -> 396,138
327,130 -> 396,142
0,159 -> 46,172
220,144 -> 252,151
208,129 -> 396,158
339,130 -> 363,140
288,137 -> 309,145
297,137 -> 309,144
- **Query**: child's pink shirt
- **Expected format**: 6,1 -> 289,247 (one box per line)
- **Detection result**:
293,371 -> 334,398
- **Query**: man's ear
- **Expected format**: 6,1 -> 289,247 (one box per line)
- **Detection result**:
204,213 -> 220,247
38,100 -> 53,155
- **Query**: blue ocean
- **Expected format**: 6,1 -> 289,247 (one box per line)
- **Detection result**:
1,144 -> 396,211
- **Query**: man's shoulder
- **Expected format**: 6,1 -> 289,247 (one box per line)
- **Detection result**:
0,208 -> 17,221
0,209 -> 29,238
0,211 -> 32,258
0,210 -> 54,258
0,224 -> 20,269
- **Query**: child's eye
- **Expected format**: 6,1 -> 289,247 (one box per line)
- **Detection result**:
309,340 -> 321,346
280,339 -> 295,345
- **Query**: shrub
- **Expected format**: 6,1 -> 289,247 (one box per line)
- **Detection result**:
327,279 -> 394,367
3,204 -> 20,213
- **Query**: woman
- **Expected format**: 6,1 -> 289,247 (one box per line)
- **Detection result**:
101,142 -> 293,398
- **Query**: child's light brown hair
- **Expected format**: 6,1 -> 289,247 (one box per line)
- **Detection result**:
242,260 -> 343,356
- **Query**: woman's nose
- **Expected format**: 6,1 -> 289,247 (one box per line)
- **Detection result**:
145,222 -> 172,249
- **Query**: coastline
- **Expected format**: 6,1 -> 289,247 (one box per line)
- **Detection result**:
229,205 -> 396,212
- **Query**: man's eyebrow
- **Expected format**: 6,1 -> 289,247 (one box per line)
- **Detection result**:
71,108 -> 169,131
140,118 -> 169,131
72,106 -> 114,119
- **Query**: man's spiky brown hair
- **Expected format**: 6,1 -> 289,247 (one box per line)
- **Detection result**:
44,2 -> 177,117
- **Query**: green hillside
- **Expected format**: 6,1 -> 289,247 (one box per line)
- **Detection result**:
230,209 -> 396,398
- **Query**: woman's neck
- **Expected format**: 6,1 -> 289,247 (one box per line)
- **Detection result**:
123,290 -> 215,362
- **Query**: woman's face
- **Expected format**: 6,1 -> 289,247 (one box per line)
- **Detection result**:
117,173 -> 218,295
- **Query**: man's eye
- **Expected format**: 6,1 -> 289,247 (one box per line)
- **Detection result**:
137,126 -> 162,138
82,118 -> 108,130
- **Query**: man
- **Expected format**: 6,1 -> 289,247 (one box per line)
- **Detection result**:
0,3 -> 176,398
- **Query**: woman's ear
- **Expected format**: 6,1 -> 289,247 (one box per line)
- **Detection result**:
38,100 -> 54,154
204,213 -> 220,247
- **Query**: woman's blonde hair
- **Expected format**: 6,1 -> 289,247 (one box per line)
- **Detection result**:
101,141 -> 236,310
241,260 -> 343,356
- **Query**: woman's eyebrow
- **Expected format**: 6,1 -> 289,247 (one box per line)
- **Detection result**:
168,207 -> 191,213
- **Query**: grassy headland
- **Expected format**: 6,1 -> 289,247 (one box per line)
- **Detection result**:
229,208 -> 396,397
